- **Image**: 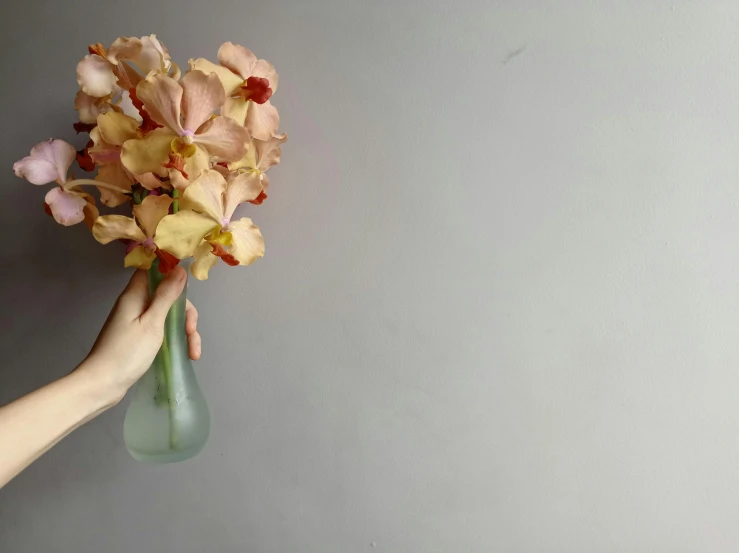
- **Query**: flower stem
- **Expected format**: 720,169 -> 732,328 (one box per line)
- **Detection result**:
172,189 -> 179,213
160,316 -> 178,449
64,179 -> 131,194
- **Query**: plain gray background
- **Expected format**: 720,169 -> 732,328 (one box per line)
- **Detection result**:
1,1 -> 738,551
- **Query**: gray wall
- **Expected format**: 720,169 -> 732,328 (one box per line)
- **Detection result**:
1,1 -> 737,551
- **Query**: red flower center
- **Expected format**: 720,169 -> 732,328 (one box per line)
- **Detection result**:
239,76 -> 273,104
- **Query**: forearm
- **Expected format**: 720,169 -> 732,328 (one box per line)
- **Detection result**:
0,360 -> 120,488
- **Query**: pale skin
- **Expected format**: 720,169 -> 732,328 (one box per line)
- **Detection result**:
0,266 -> 201,488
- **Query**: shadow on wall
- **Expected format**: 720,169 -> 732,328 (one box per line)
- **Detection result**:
0,176 -> 126,404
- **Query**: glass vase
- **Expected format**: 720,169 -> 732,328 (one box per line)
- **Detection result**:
123,259 -> 210,463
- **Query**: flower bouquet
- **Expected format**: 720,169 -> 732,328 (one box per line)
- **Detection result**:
13,35 -> 286,463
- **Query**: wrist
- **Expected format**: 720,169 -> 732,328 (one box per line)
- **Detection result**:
71,357 -> 128,410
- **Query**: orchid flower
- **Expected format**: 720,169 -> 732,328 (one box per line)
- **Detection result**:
155,169 -> 264,280
13,139 -> 129,227
190,42 -> 279,141
120,70 -> 250,189
76,35 -> 175,99
226,133 -> 287,204
88,111 -> 164,206
92,195 -> 174,270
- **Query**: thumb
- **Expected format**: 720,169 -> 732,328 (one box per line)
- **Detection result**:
142,266 -> 187,327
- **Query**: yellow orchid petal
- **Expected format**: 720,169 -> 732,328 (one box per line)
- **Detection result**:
191,241 -> 219,280
154,210 -> 218,259
121,128 -> 174,176
168,145 -> 211,191
227,217 -> 264,265
210,226 -> 233,246
188,57 -> 243,95
181,169 -> 226,221
223,96 -> 248,126
223,171 -> 262,221
97,111 -> 140,146
134,194 -> 173,238
227,140 -> 257,172
124,245 -> 156,270
92,215 -> 146,245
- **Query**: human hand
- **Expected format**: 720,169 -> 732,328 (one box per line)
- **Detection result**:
79,267 -> 202,404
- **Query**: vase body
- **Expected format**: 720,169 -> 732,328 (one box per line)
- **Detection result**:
123,260 -> 210,463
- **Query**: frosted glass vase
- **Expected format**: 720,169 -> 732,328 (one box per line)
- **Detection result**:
123,259 -> 210,463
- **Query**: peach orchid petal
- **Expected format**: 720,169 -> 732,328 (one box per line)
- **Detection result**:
194,116 -> 249,161
107,37 -> 143,65
92,215 -> 146,244
136,171 -> 165,190
228,217 -> 264,265
223,172 -> 262,221
181,70 -> 225,132
134,194 -> 173,237
191,241 -> 219,280
97,111 -> 140,146
45,187 -> 87,226
216,43 -> 278,91
223,96 -> 248,126
135,73 -> 183,133
155,210 -> 219,259
189,57 -> 243,95
121,128 -> 174,176
137,35 -> 171,73
124,245 -> 157,270
82,195 -> 99,230
217,42 -> 256,79
75,91 -> 112,124
251,59 -> 278,93
95,164 -> 133,207
255,133 -> 287,172
245,100 -> 279,141
14,139 -> 75,185
77,54 -> 117,97
181,169 -> 226,221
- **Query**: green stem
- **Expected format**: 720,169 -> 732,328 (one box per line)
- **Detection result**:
172,189 -> 179,214
162,303 -> 180,449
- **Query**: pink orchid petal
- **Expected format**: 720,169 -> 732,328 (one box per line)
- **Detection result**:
181,70 -> 226,132
14,139 -> 75,184
45,188 -> 87,226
